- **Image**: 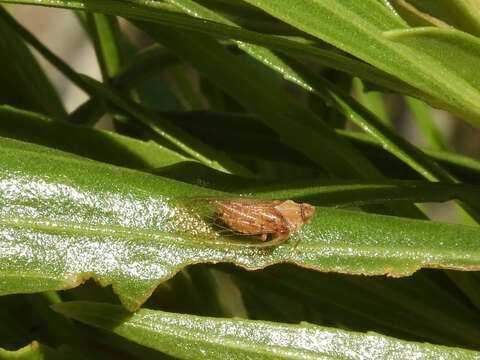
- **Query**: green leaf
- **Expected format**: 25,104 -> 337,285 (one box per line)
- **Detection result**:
242,0 -> 480,126
191,0 -> 302,35
384,27 -> 480,95
157,161 -> 480,207
2,137 -> 480,310
254,179 -> 480,206
232,45 -> 453,181
0,292 -> 109,357
0,6 -> 66,120
0,293 -> 169,359
0,105 -> 188,169
0,342 -> 61,360
162,111 -> 313,167
223,264 -> 480,348
161,111 -> 480,182
0,9 -> 248,175
0,0 -> 418,97
232,41 -> 480,221
114,45 -> 180,91
353,78 -> 390,126
398,0 -> 452,25
136,22 -> 382,179
337,129 -> 480,182
0,342 -> 89,360
405,96 -> 450,152
52,301 -> 480,360
81,75 -> 250,174
83,13 -> 124,79
436,0 -> 480,37
69,46 -> 181,125
157,1 -> 473,221
388,0 -> 452,28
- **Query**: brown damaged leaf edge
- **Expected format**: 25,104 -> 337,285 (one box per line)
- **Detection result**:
58,244 -> 480,311
2,138 -> 480,311
3,193 -> 480,312
120,263 -> 480,311
123,197 -> 480,310
66,198 -> 317,310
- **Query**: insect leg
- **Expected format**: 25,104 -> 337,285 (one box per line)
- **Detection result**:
294,234 -> 303,248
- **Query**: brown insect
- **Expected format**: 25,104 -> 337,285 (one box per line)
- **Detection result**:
212,198 -> 315,247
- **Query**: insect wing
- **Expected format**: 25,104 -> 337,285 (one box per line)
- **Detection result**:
216,200 -> 288,237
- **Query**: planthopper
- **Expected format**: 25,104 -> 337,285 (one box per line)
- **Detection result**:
182,197 -> 315,247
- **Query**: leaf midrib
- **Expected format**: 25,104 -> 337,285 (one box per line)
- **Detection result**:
1,216 -> 479,261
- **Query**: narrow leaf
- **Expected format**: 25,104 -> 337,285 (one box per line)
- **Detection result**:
52,301 -> 480,360
243,0 -> 480,126
84,13 -> 124,79
222,264 -> 480,348
388,0 -> 452,28
136,22 -> 382,179
0,341 -> 90,360
157,161 -> 480,207
405,96 -> 450,151
384,27 -> 480,94
0,9 -> 248,175
436,0 -> 480,37
0,105 -> 187,169
0,6 -> 66,120
0,0 -> 418,97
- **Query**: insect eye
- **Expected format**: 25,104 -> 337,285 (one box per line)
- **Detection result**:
301,204 -> 315,221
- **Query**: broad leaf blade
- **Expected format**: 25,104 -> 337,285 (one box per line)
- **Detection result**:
1,137 -> 480,310
52,301 -> 480,360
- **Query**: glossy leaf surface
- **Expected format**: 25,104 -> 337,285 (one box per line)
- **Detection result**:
1,137 -> 480,310
52,301 -> 480,360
